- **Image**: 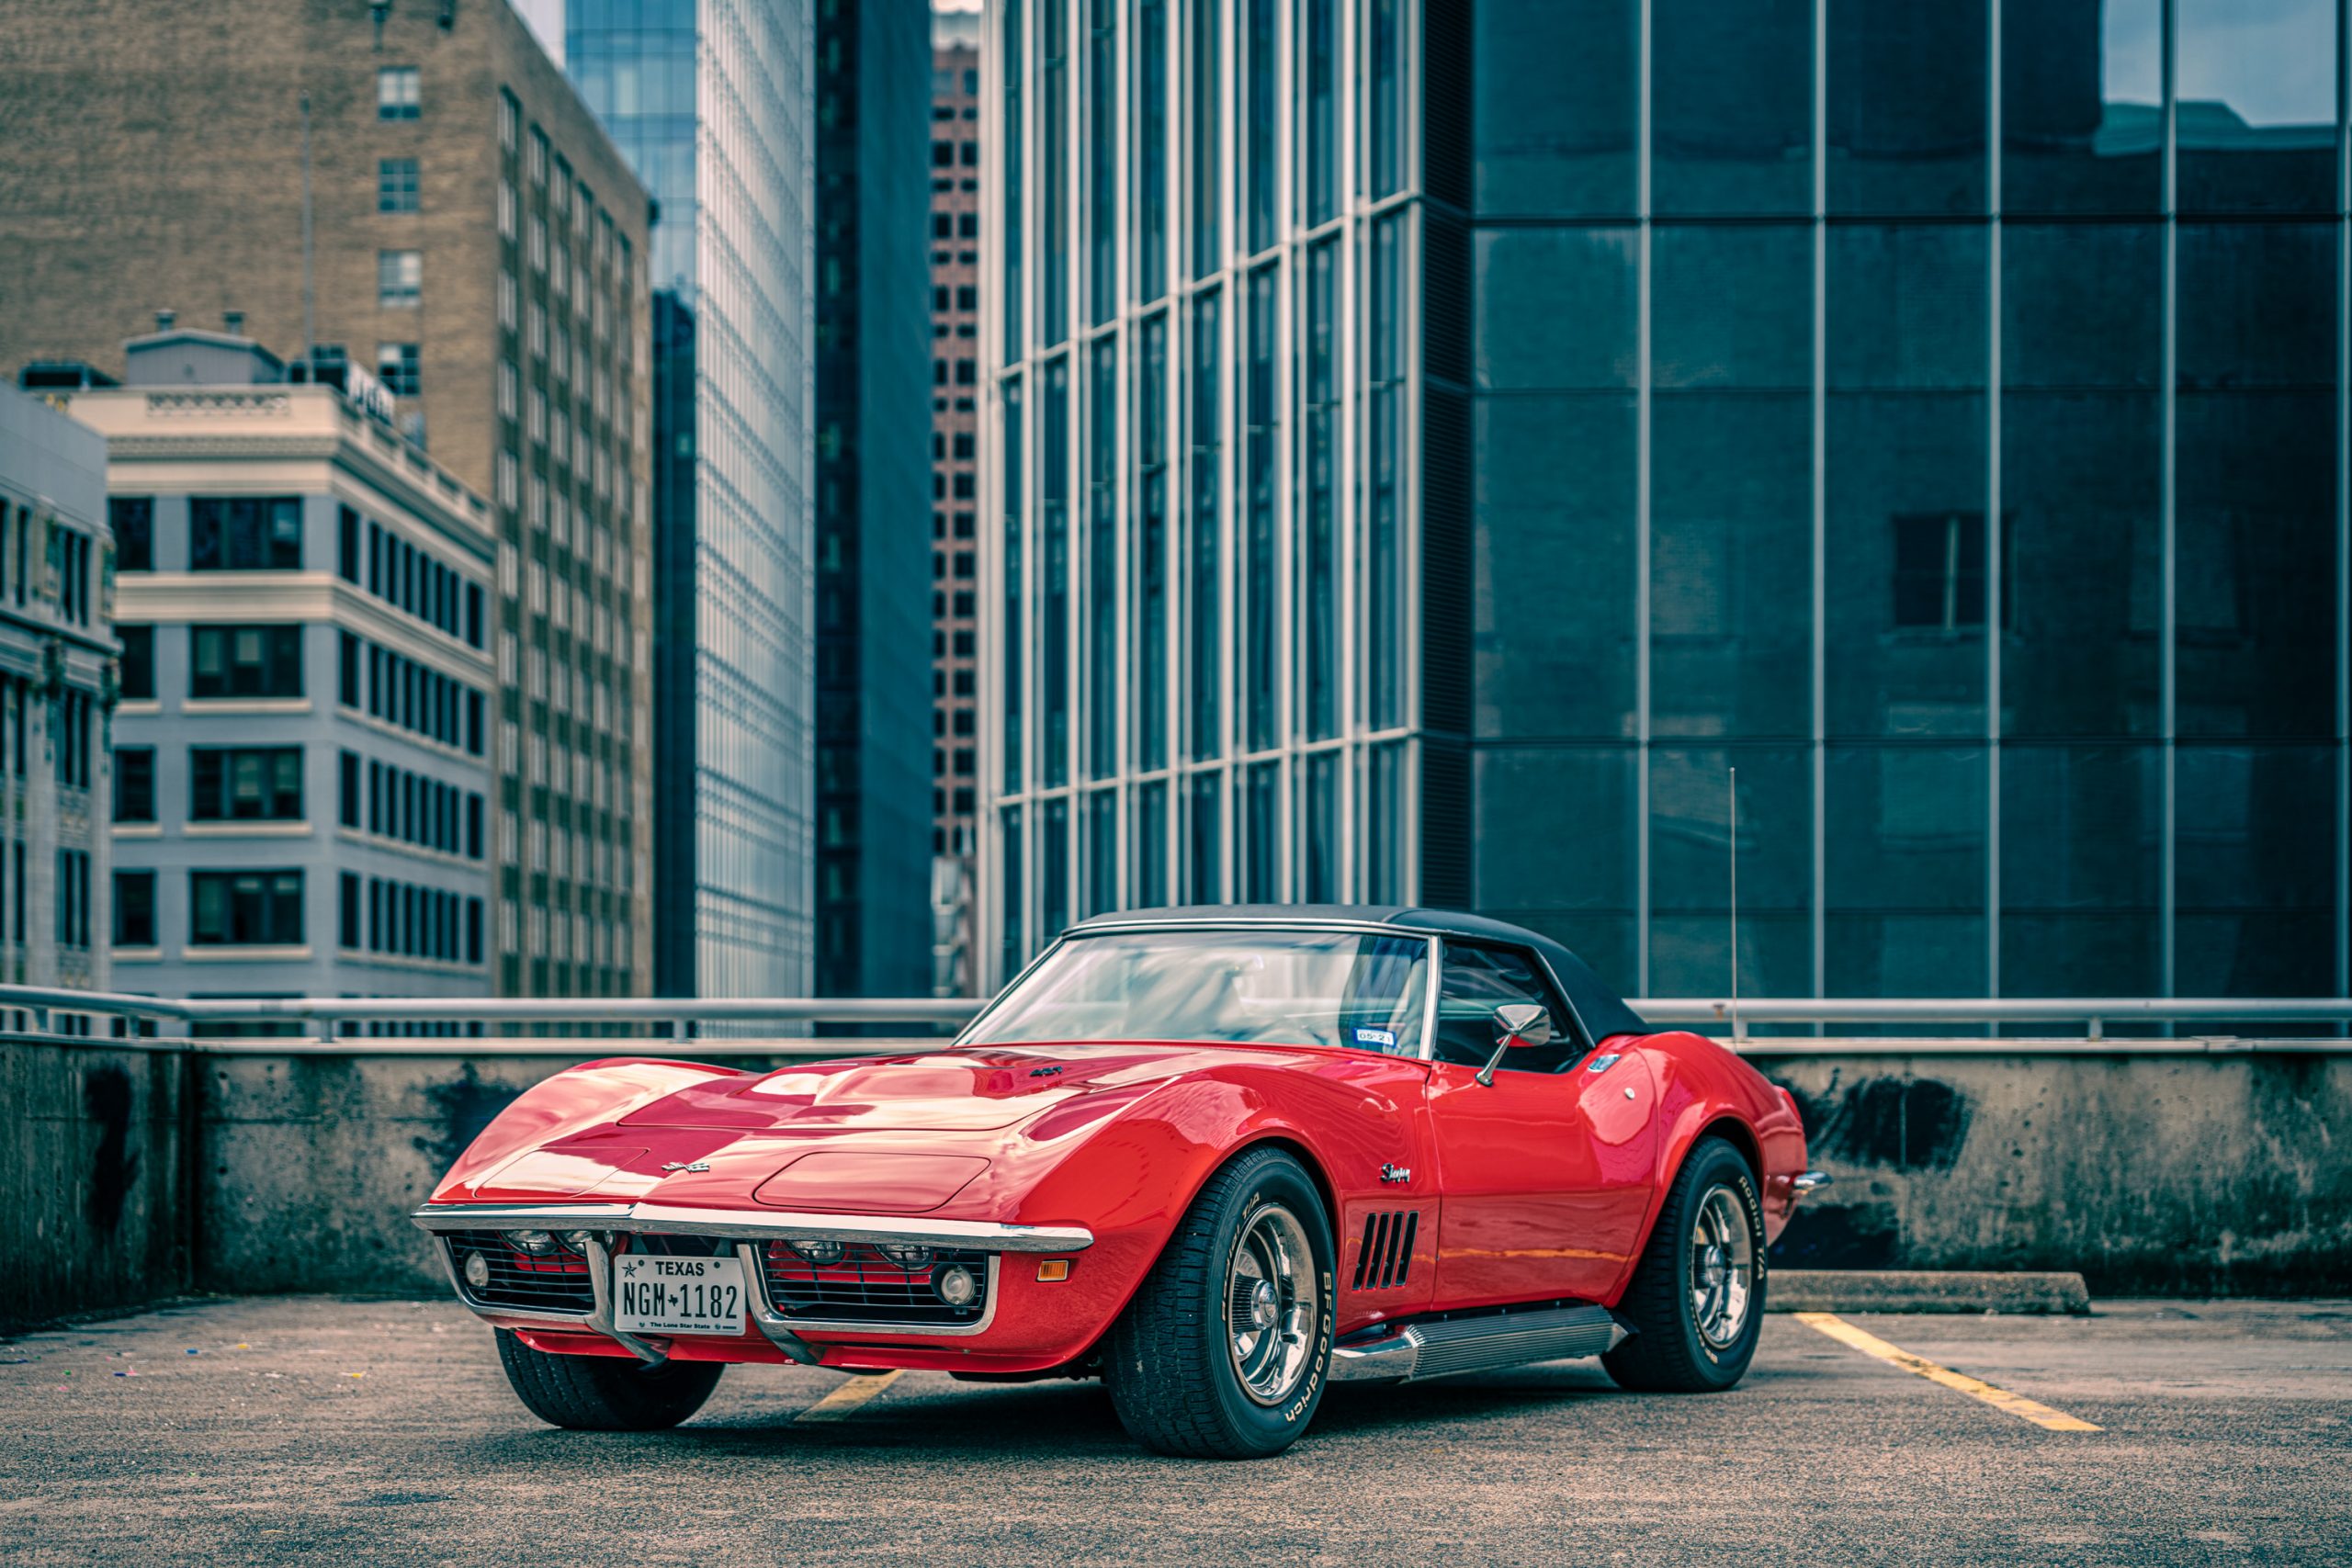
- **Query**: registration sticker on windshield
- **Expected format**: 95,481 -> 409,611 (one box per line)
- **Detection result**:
1350,1026 -> 1396,1050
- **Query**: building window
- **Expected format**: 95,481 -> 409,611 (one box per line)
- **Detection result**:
119,625 -> 154,699
111,497 -> 153,571
115,747 -> 155,823
189,870 -> 304,946
190,496 -> 302,570
376,343 -> 421,397
189,625 -> 303,698
378,250 -> 423,308
48,528 -> 92,625
190,747 -> 304,822
53,691 -> 93,788
339,750 -> 362,829
377,67 -> 421,120
340,872 -> 361,949
1892,513 -> 2012,633
55,851 -> 90,949
378,157 -> 421,213
115,871 -> 157,947
498,87 -> 518,149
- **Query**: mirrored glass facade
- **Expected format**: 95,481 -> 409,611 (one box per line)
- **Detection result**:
570,1 -> 817,999
984,0 -> 2349,1010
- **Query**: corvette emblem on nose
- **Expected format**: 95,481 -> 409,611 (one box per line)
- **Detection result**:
660,1161 -> 711,1174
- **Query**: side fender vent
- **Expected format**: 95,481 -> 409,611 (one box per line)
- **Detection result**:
1351,1210 -> 1420,1292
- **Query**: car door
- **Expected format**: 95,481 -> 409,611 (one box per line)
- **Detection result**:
1423,940 -> 1658,1308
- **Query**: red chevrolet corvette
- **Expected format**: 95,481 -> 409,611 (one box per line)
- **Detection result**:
415,907 -> 1822,1458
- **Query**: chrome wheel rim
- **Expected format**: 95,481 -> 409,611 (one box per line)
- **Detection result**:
1688,1185 -> 1755,1350
1226,1203 -> 1318,1406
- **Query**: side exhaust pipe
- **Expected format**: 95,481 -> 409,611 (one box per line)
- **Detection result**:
1329,1303 -> 1626,1384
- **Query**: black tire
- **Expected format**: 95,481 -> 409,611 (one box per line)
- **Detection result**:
1103,1145 -> 1336,1460
1601,1137 -> 1767,1393
494,1330 -> 724,1430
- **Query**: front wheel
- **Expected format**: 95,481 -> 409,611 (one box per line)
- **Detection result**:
495,1330 -> 724,1430
1103,1145 -> 1335,1459
1602,1136 -> 1766,1393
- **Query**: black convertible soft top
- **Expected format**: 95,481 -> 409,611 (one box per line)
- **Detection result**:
1067,904 -> 1652,1045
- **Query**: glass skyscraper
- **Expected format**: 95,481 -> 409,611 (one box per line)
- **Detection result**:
568,2 -> 817,998
983,0 -> 2348,1013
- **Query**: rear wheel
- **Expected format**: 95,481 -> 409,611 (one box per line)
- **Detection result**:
494,1330 -> 724,1430
1103,1145 -> 1335,1459
1602,1136 -> 1766,1393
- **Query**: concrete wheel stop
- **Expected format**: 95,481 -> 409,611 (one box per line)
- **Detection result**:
1770,1270 -> 2093,1314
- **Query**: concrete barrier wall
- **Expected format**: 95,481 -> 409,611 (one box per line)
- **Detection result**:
2,1042 -> 193,1327
6,1041 -> 2347,1326
1754,1051 -> 2352,1295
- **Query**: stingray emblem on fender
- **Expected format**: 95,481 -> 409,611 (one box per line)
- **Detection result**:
1379,1163 -> 1411,1184
660,1161 -> 711,1174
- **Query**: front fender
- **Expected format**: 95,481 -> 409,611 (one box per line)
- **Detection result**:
427,1057 -> 745,1203
939,1057 -> 1426,1365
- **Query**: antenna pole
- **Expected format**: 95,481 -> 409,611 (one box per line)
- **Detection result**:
1729,766 -> 1742,1042
300,91 -> 315,377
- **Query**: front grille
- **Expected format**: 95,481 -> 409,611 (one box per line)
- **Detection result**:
446,1229 -> 594,1315
760,1242 -> 993,1328
1352,1211 -> 1419,1292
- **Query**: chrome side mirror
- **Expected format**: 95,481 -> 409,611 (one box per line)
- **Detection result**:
1476,1002 -> 1554,1086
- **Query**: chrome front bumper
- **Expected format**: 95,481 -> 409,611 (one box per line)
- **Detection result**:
415,1202 -> 1092,1367
410,1201 -> 1096,1252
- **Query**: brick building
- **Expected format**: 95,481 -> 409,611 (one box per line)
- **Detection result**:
0,0 -> 654,998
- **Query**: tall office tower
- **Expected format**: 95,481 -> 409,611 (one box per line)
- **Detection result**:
811,0 -> 933,1004
0,1 -> 654,1000
927,11 -> 984,997
0,386 -> 112,997
565,3 -> 818,1001
74,329 -> 494,1013
981,0 -> 2349,1011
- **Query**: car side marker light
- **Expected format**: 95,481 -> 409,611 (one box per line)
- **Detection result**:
1036,1259 -> 1071,1282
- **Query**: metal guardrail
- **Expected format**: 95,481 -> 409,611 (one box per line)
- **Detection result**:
0,985 -> 2346,1055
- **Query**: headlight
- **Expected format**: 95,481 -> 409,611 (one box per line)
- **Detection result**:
788,1238 -> 846,1266
462,1251 -> 492,1290
933,1263 -> 978,1308
558,1229 -> 599,1254
503,1229 -> 558,1254
875,1243 -> 934,1271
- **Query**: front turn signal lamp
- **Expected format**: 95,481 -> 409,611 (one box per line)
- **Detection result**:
1035,1259 -> 1071,1282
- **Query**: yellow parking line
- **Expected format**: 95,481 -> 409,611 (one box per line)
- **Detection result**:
794,1369 -> 903,1424
1795,1312 -> 2101,1433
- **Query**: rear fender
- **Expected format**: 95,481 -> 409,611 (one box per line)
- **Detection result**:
1627,1033 -> 1808,1258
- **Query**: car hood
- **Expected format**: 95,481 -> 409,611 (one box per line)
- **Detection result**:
447,1041 -> 1342,1212
616,1042 -> 1303,1134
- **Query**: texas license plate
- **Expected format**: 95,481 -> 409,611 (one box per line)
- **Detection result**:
611,1253 -> 747,1335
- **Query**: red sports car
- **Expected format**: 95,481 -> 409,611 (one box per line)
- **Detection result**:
414,907 -> 1822,1458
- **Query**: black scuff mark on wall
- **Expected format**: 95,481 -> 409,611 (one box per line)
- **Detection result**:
1770,1200 -> 1902,1269
1780,1076 -> 1973,1171
83,1065 -> 139,1234
413,1067 -> 524,1174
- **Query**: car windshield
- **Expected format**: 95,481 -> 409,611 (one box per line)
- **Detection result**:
962,928 -> 1431,1055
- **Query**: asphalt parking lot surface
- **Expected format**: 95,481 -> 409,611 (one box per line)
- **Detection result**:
4,1297 -> 2348,1566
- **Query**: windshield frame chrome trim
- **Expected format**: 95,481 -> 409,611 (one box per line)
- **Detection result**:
956,919 -> 1447,1063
